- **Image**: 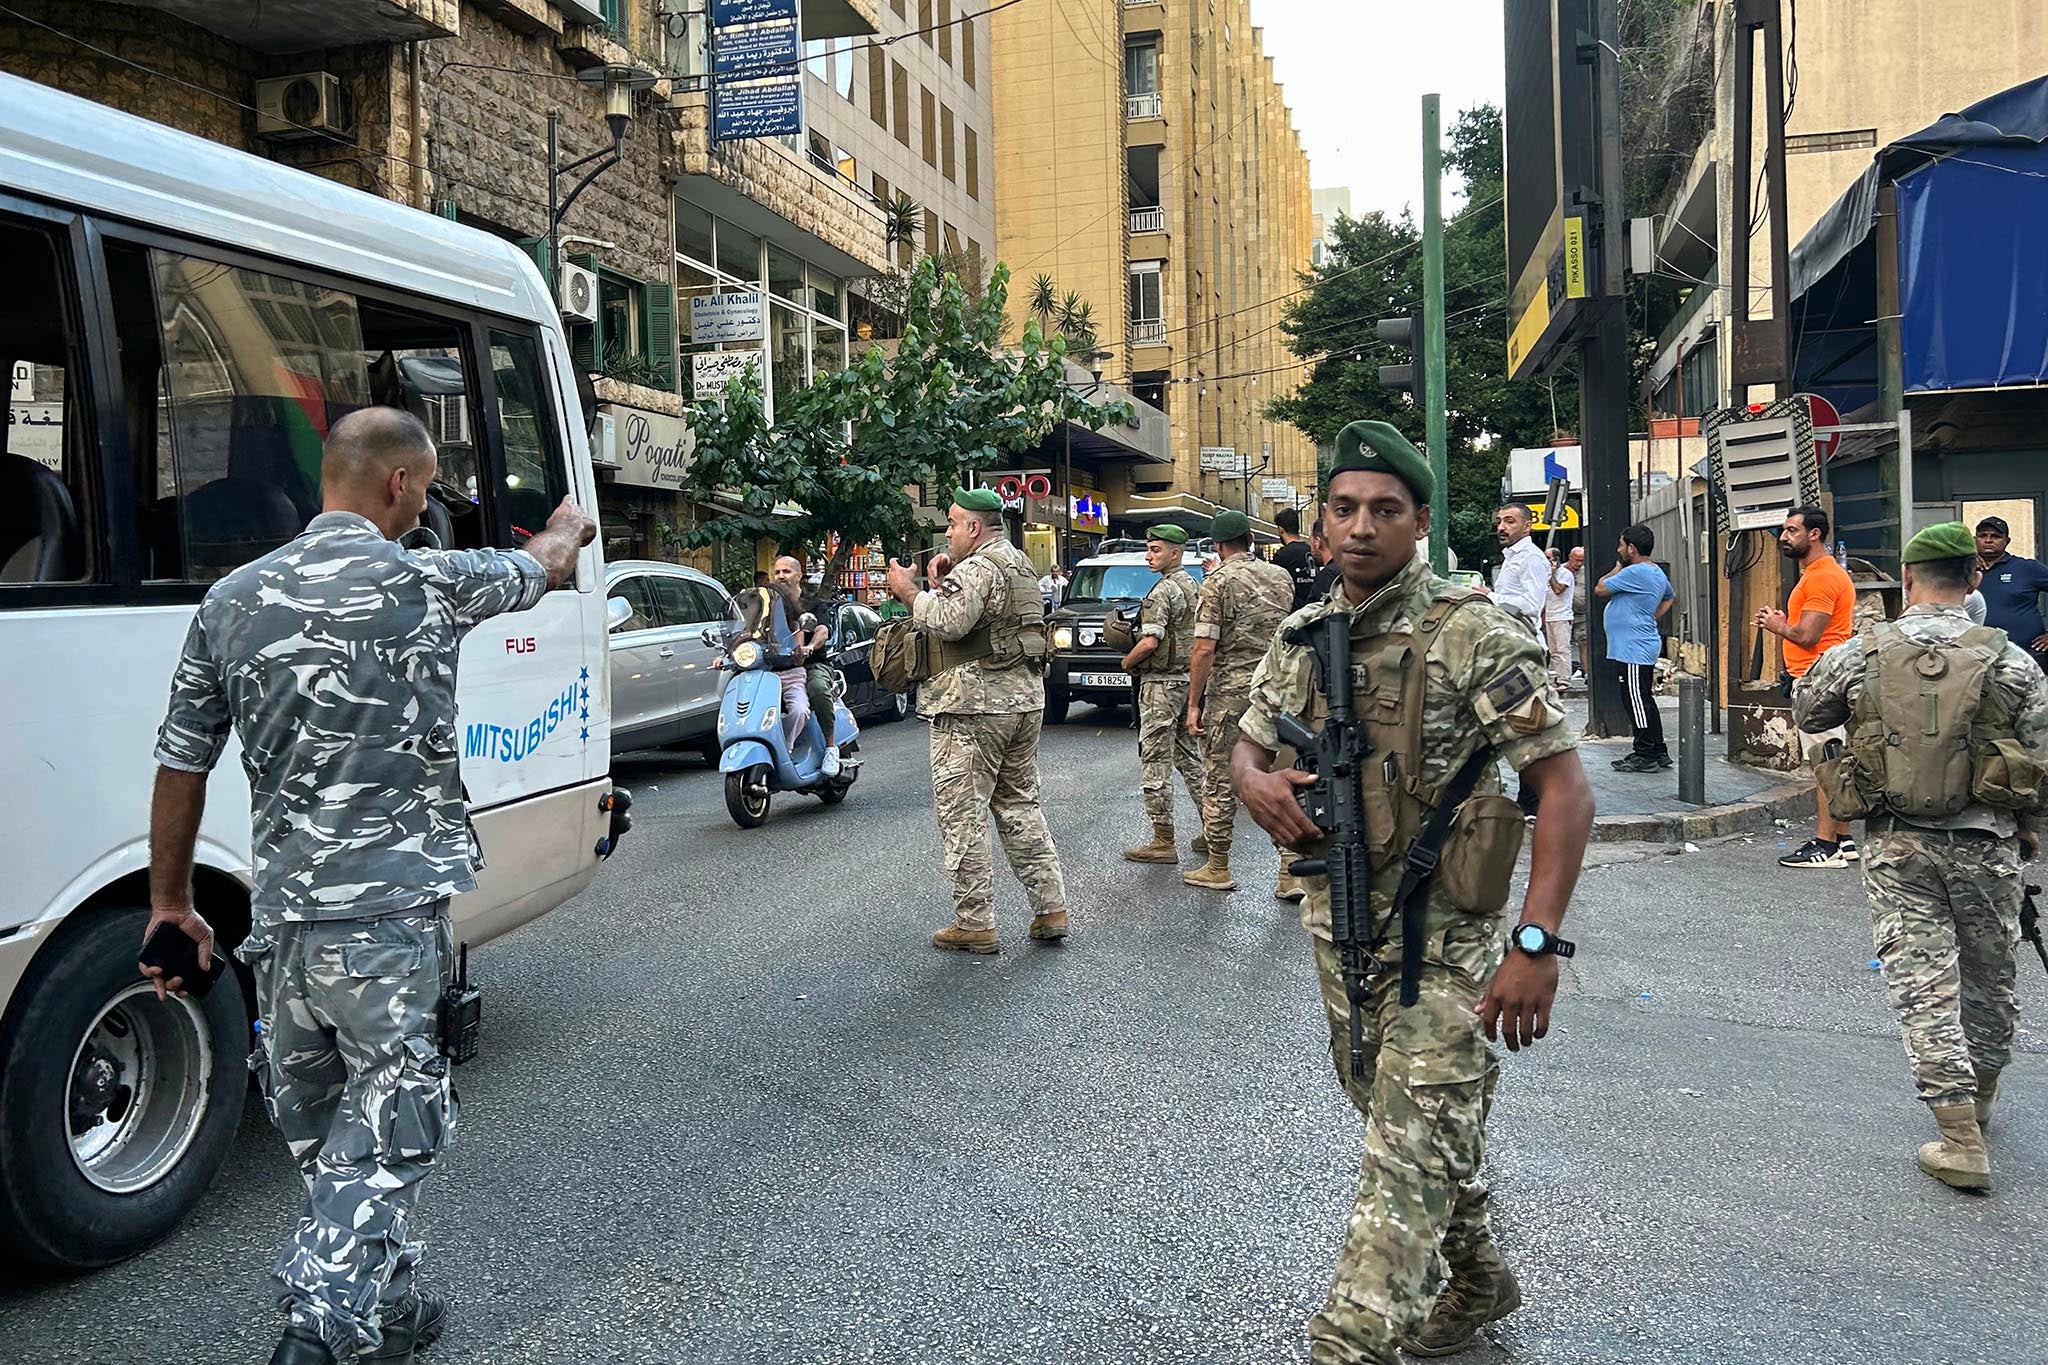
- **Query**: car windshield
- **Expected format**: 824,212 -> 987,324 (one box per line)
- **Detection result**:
1065,562 -> 1204,603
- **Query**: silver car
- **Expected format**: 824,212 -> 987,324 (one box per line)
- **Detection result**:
604,561 -> 736,759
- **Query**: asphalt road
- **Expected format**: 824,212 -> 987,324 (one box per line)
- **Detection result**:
5,705 -> 2044,1364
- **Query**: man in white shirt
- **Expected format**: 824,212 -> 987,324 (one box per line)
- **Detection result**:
1543,545 -> 1576,686
1038,565 -> 1068,611
1489,502 -> 1549,635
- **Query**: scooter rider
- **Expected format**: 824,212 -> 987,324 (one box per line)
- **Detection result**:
774,555 -> 842,774
738,569 -> 838,777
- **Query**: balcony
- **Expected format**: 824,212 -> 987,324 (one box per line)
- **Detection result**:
1129,206 -> 1164,234
1125,92 -> 1163,120
1130,320 -> 1166,345
125,0 -> 456,51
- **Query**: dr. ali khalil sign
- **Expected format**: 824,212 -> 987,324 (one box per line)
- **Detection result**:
599,406 -> 696,492
711,0 -> 804,143
690,292 -> 766,344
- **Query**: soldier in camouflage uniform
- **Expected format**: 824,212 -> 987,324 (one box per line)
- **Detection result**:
1230,421 -> 1595,1364
1795,520 -> 2048,1192
1121,524 -> 1208,864
885,487 -> 1068,953
1184,508 -> 1296,893
145,408 -> 593,1365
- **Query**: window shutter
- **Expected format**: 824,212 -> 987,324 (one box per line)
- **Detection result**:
519,235 -> 553,287
644,280 -> 676,390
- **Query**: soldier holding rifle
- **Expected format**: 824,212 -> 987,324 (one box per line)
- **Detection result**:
1229,421 -> 1595,1363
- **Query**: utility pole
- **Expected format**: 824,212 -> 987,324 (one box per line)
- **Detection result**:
1422,93 -> 1450,576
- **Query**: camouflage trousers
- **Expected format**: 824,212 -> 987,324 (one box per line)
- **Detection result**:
1136,676 -> 1205,827
930,711 -> 1068,931
239,910 -> 457,1358
1308,925 -> 1503,1365
1861,828 -> 2023,1107
1198,691 -> 1289,861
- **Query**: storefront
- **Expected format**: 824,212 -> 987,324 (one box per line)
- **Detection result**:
591,382 -> 705,570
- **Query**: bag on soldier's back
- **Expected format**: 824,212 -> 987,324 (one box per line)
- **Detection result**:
871,617 -> 934,695
1816,621 -> 2048,820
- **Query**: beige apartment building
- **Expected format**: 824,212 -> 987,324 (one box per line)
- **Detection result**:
1651,0 -> 2048,417
992,0 -> 1316,531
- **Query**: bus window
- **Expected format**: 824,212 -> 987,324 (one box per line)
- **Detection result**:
0,211 -> 92,586
488,330 -> 566,561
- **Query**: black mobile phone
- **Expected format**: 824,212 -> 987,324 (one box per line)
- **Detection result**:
139,922 -> 226,998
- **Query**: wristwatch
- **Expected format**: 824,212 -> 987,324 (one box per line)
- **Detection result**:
1511,922 -> 1576,958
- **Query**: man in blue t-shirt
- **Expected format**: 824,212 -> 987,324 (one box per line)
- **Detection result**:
1595,523 -> 1675,772
1974,516 -> 2048,670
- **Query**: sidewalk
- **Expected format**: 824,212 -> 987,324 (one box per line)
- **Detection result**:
1538,690 -> 1816,843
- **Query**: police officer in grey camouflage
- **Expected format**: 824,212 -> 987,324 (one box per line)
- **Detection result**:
144,407 -> 594,1364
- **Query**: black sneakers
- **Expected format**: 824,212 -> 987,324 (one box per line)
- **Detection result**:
1610,752 -> 1671,773
1779,838 -> 1850,869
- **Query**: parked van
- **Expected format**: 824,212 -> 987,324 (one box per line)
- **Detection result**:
0,74 -> 625,1268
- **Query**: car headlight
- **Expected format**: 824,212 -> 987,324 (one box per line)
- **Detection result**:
731,639 -> 764,669
1052,625 -> 1074,651
1078,628 -> 1098,647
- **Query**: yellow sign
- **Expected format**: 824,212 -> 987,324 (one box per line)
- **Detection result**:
1563,216 -> 1588,300
1530,505 -> 1581,532
1506,284 -> 1551,380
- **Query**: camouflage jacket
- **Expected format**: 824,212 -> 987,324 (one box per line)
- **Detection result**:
913,535 -> 1044,716
1194,551 -> 1295,700
1135,567 -> 1201,678
1240,555 -> 1573,940
154,512 -> 548,924
1794,602 -> 2048,837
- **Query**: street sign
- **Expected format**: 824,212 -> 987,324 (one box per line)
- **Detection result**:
1529,503 -> 1580,533
1198,446 -> 1238,473
712,22 -> 799,74
1259,477 -> 1295,502
1507,445 -> 1583,494
692,348 -> 762,398
689,292 -> 766,343
1502,0 -> 1601,379
1800,392 -> 1843,462
713,78 -> 804,141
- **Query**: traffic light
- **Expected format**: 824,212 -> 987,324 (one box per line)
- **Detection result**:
1376,314 -> 1424,397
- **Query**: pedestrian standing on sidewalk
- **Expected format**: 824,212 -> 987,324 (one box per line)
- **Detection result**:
1567,546 -> 1589,685
885,488 -> 1068,953
1120,525 -> 1208,866
1273,505 -> 1320,611
1757,506 -> 1858,868
1488,503 -> 1549,634
1794,521 -> 2048,1191
1595,525 -> 1675,771
1973,515 -> 2048,670
1542,546 -> 1576,687
143,408 -> 593,1365
1183,509 -> 1295,895
1231,420 -> 1595,1363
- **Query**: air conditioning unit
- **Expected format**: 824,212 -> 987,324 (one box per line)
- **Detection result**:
256,72 -> 353,141
589,410 -> 619,468
557,260 -> 600,325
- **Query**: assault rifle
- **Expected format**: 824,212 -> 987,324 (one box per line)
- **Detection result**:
1272,612 -> 1382,1080
2024,885 -> 2048,974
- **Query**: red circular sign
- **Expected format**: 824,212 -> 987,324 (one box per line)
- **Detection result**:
997,476 -> 1023,499
1024,474 -> 1052,498
1800,393 -> 1842,462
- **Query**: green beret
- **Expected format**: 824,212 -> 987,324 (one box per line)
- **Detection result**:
1903,520 -> 1976,564
952,485 -> 1003,513
1146,524 -> 1189,545
1209,510 -> 1250,544
1330,420 -> 1434,503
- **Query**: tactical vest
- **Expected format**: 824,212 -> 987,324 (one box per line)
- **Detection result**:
1816,621 -> 2046,820
1305,588 -> 1527,928
1132,571 -> 1198,674
929,539 -> 1050,674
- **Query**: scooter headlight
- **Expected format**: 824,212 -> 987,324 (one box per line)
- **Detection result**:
731,639 -> 764,670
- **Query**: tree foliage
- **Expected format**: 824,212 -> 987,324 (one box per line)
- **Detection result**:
679,257 -> 1131,585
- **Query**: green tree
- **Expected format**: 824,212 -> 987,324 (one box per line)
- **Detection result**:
680,257 -> 1131,586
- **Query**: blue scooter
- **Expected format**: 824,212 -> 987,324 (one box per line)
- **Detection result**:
707,615 -> 860,828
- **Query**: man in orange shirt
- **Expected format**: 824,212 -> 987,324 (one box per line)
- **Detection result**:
1757,505 -> 1859,868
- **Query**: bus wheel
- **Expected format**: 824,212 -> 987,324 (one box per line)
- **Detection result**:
0,908 -> 248,1270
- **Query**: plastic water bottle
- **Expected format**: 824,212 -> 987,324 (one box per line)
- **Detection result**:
1834,539 -> 1848,567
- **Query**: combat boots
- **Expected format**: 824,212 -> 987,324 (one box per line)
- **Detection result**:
1401,1243 -> 1523,1357
268,1327 -> 336,1365
931,923 -> 999,954
1190,831 -> 1209,857
1917,1102 -> 1991,1191
1028,910 -> 1069,941
1274,869 -> 1306,903
365,1293 -> 449,1361
1182,855 -> 1236,891
1123,824 -> 1181,863
1976,1071 -> 2001,1129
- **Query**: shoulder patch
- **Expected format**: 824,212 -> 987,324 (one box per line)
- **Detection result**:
1482,666 -> 1536,717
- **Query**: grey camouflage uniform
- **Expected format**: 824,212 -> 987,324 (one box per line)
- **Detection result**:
1795,602 -> 2048,1108
155,510 -> 545,1356
1135,566 -> 1205,826
915,536 -> 1067,931
1238,556 -> 1572,1365
1192,550 -> 1295,856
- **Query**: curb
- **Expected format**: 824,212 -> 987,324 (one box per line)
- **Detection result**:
1590,780 -> 1817,845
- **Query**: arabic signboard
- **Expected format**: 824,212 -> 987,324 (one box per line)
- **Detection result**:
689,292 -> 766,343
601,405 -> 695,492
1198,446 -> 1239,474
712,22 -> 799,75
1260,477 -> 1297,503
714,79 -> 803,141
711,0 -> 804,143
10,402 -> 63,469
711,0 -> 791,21
692,348 -> 764,399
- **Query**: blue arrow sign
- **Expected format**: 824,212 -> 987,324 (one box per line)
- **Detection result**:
1542,451 -> 1569,485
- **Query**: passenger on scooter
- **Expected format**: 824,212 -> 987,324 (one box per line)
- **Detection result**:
773,555 -> 843,773
739,568 -> 841,778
